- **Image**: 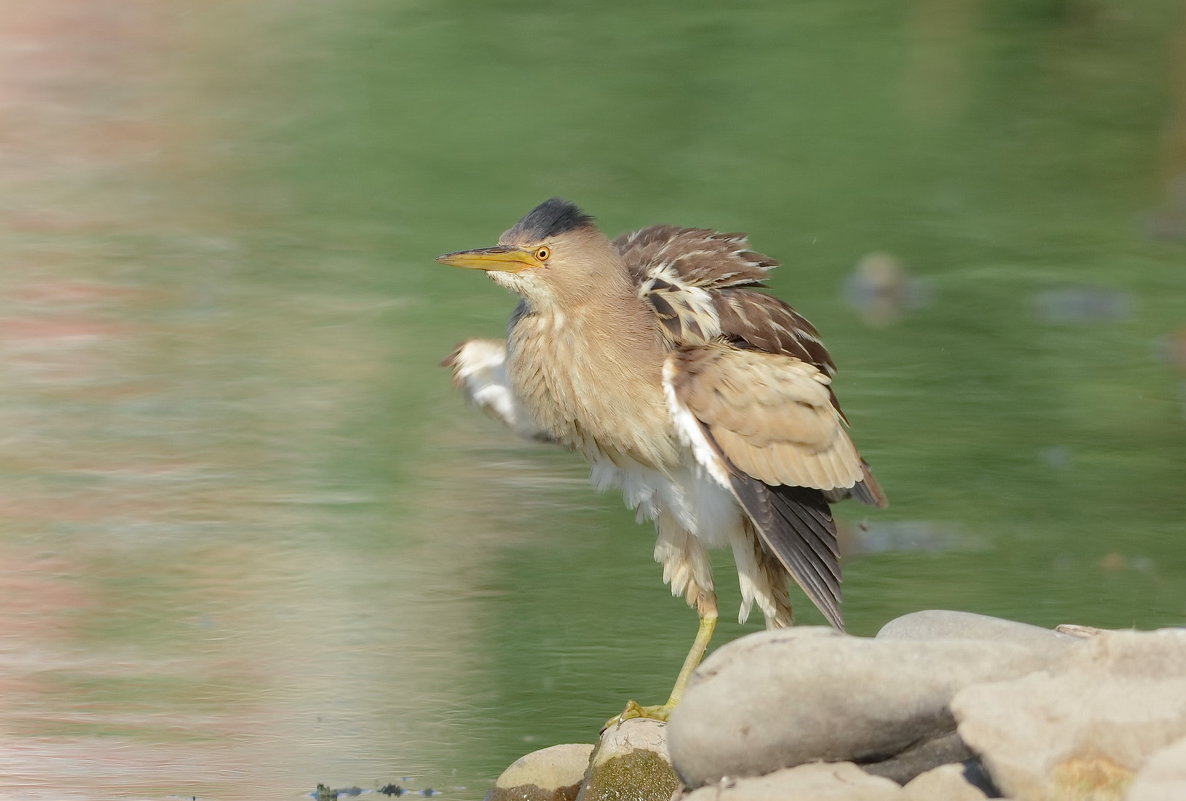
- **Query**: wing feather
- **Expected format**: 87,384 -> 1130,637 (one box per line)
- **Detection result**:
615,224 -> 838,376
664,346 -> 859,628
630,223 -> 890,630
615,225 -> 777,289
729,476 -> 844,629
442,338 -> 553,442
671,346 -> 864,491
714,290 -> 837,375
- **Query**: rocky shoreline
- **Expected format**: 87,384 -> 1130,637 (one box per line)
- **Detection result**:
485,611 -> 1186,801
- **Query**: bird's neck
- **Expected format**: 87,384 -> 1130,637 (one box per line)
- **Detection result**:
508,281 -> 675,468
522,272 -> 658,361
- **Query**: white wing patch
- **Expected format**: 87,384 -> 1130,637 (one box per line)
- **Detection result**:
639,262 -> 723,344
445,338 -> 550,441
661,356 -> 733,488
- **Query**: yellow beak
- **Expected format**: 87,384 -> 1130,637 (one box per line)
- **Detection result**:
436,245 -> 537,273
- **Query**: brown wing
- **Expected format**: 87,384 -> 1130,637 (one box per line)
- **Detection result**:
665,344 -> 885,629
620,224 -> 885,500
615,225 -> 837,375
713,289 -> 837,376
673,347 -> 862,490
614,224 -> 776,289
629,226 -> 889,628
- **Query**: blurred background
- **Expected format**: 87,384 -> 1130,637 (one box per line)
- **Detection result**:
1,1 -> 1184,798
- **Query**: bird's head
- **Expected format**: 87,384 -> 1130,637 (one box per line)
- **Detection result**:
437,198 -> 622,308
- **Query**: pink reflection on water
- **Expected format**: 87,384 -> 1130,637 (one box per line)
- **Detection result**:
0,544 -> 282,800
0,2 -> 293,798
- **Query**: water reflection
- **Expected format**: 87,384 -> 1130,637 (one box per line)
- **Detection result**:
1,1 -> 1184,799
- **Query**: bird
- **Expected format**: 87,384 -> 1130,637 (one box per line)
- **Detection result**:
438,198 -> 886,722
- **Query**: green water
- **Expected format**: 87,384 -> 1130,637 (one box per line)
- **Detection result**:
1,1 -> 1183,798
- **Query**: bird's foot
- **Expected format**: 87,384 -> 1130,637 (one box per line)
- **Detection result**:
603,699 -> 672,730
601,612 -> 717,730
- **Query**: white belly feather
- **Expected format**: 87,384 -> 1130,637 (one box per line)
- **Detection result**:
589,455 -> 776,624
448,336 -> 784,625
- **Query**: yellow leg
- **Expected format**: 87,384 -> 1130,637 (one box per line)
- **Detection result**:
609,604 -> 719,726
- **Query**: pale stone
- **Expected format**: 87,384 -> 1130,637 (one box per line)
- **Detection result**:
486,743 -> 593,801
878,610 -> 1078,652
680,762 -> 903,801
577,718 -> 677,801
1127,736 -> 1186,801
901,763 -> 989,801
952,629 -> 1186,801
667,626 -> 1065,787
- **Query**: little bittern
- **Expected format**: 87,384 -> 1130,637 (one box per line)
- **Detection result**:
439,198 -> 886,722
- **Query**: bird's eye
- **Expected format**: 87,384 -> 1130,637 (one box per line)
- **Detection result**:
535,246 -> 551,261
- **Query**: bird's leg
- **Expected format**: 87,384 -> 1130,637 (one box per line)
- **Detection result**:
610,593 -> 719,726
664,600 -> 720,706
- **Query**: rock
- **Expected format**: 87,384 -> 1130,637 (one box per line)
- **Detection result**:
901,763 -> 990,801
486,720 -> 676,801
667,625 -> 1067,788
681,762 -> 904,801
485,743 -> 593,801
952,628 -> 1186,801
577,718 -> 677,801
878,610 -> 1078,652
1127,736 -> 1186,801
955,759 -> 1003,798
861,732 -> 973,784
